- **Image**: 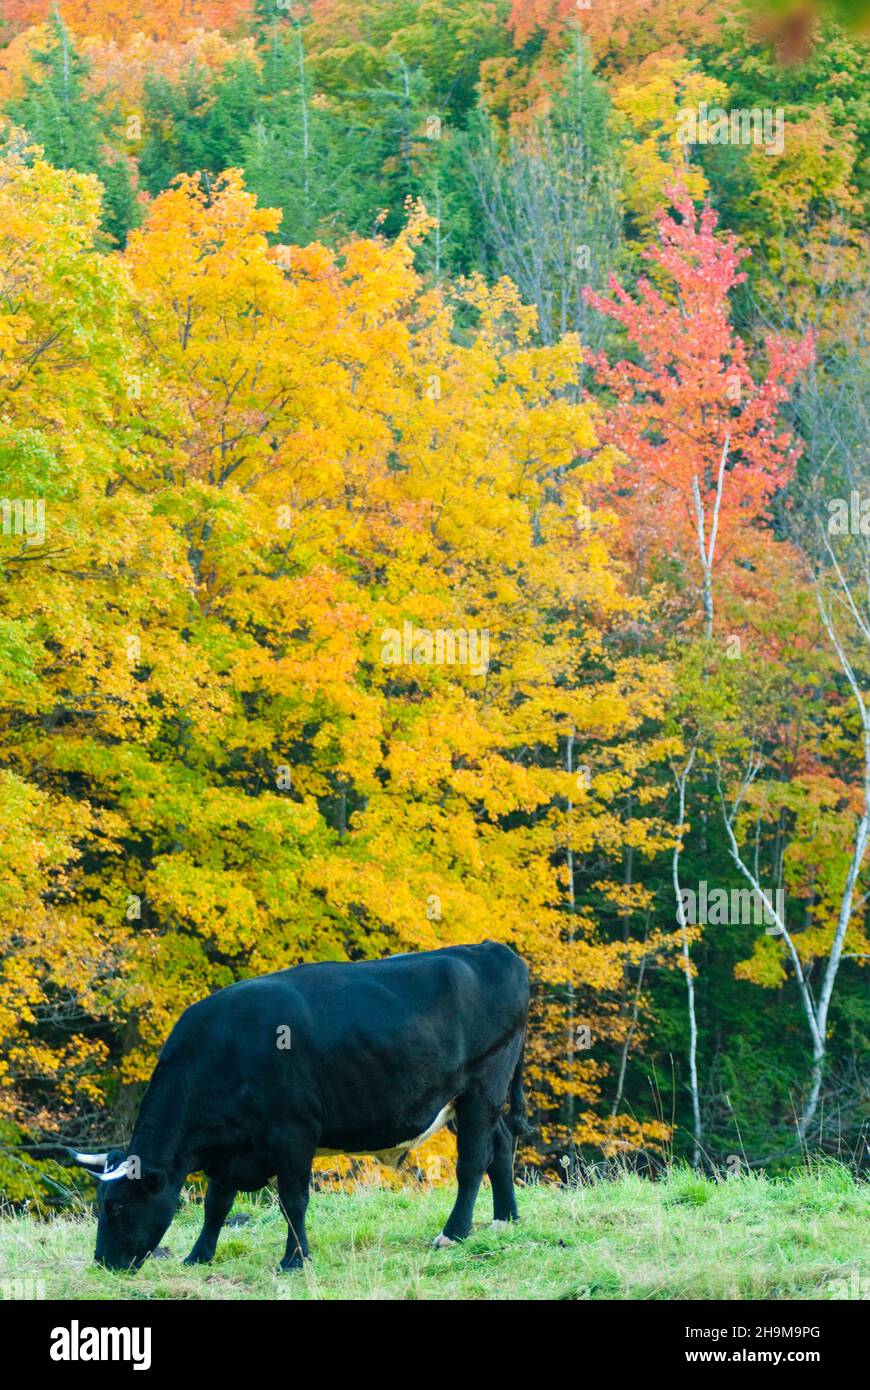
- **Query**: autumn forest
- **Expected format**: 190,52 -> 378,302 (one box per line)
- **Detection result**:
0,0 -> 868,1199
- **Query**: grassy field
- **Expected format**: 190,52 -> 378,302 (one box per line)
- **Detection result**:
0,1165 -> 866,1301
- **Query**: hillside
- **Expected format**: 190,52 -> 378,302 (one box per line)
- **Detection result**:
1,1167 -> 866,1301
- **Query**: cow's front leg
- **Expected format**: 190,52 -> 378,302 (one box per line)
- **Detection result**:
435,1094 -> 495,1247
276,1158 -> 313,1272
184,1178 -> 237,1265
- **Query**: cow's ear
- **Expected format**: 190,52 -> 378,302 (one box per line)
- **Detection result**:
140,1165 -> 167,1196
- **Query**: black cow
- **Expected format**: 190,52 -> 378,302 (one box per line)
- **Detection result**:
72,941 -> 530,1271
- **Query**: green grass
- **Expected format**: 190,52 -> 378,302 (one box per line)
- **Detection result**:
0,1165 -> 866,1300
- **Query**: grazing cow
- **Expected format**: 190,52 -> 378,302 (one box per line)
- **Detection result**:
72,941 -> 530,1271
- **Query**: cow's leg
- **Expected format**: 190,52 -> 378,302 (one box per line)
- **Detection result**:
184,1177 -> 237,1265
487,1116 -> 519,1225
435,1093 -> 496,1247
276,1156 -> 314,1272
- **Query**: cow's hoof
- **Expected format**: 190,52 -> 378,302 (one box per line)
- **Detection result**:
183,1252 -> 212,1266
278,1254 -> 308,1273
432,1233 -> 457,1249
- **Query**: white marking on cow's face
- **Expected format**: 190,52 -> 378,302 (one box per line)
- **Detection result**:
316,1100 -> 456,1168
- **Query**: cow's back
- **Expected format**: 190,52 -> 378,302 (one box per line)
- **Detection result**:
157,942 -> 528,1165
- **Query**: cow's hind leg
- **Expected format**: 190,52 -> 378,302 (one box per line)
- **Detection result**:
435,1093 -> 496,1247
487,1116 -> 519,1225
276,1156 -> 314,1272
184,1177 -> 237,1265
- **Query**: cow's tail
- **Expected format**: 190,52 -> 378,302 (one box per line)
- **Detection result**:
507,1035 -> 531,1138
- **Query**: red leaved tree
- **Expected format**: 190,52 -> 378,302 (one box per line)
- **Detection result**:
583,182 -> 814,640
583,184 -> 814,1163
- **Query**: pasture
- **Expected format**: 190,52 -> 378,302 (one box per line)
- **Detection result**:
1,1165 -> 866,1301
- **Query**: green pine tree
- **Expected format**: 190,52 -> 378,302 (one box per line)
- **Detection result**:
6,13 -> 137,246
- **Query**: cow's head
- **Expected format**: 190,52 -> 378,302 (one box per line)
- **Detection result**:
72,1150 -> 177,1271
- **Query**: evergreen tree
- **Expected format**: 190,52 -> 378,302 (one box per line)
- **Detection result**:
6,13 -> 137,245
138,56 -> 261,197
